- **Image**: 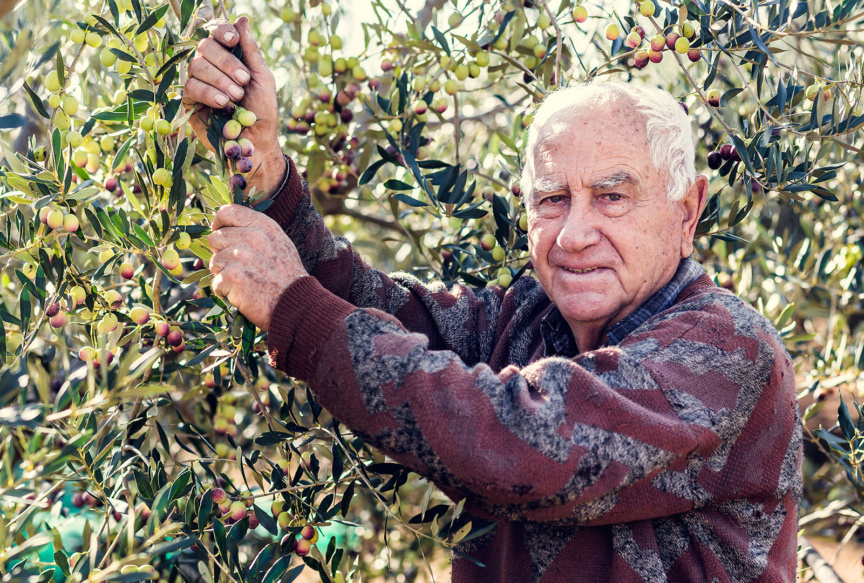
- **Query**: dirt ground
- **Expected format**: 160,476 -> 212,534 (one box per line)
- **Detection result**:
805,537 -> 864,582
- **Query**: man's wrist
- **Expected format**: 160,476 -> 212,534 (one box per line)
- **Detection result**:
267,276 -> 358,380
249,146 -> 288,206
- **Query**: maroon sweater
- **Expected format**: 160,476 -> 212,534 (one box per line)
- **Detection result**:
264,158 -> 802,582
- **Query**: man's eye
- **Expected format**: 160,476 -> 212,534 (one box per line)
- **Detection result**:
545,195 -> 564,204
604,193 -> 624,202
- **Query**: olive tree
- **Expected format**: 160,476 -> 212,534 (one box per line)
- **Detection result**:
1,0 -> 863,581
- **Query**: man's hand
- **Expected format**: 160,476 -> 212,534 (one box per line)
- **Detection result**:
208,205 -> 308,332
182,16 -> 286,200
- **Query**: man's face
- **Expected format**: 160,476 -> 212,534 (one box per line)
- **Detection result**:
526,103 -> 698,339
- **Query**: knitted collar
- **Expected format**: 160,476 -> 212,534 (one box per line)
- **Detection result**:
540,257 -> 706,357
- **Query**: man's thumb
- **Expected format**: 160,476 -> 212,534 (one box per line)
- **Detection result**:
234,17 -> 268,75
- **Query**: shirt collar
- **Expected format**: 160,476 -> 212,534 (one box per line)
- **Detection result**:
540,258 -> 706,358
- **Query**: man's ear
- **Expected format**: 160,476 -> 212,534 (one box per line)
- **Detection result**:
680,175 -> 709,258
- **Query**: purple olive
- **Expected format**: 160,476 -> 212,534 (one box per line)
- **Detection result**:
230,174 -> 247,190
237,157 -> 253,173
237,138 -> 254,157
707,152 -> 722,170
166,330 -> 183,347
224,140 -> 241,160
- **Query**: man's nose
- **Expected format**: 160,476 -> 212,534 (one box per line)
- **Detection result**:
556,200 -> 602,252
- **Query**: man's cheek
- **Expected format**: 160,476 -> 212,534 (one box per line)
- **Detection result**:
526,222 -> 548,254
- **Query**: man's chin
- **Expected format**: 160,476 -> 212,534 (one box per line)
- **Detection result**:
554,293 -> 620,328
552,272 -> 616,301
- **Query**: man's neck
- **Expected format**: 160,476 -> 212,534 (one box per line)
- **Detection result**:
571,326 -> 607,354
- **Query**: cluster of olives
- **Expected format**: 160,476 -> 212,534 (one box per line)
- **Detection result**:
210,488 -> 260,529
217,104 -> 258,193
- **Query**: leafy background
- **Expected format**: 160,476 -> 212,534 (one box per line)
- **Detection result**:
1,0 -> 864,581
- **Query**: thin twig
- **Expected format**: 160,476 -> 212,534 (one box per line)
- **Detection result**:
7,292 -> 57,370
338,208 -> 401,232
422,97 -> 528,128
470,169 -> 509,191
391,0 -> 414,22
218,337 -> 282,435
537,0 -> 563,87
453,93 -> 461,167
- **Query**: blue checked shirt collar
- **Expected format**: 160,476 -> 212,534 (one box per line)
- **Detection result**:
540,258 -> 706,358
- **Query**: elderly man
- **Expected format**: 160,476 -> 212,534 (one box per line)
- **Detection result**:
184,18 -> 802,582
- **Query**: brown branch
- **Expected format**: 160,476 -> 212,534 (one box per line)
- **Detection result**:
0,0 -> 20,19
338,208 -> 402,232
392,0 -> 414,22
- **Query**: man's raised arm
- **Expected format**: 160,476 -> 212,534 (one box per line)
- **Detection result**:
183,18 -> 507,365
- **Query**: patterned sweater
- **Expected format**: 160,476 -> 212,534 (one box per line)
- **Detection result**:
264,158 -> 802,582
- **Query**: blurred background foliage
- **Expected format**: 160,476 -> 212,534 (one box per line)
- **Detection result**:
2,0 -> 864,581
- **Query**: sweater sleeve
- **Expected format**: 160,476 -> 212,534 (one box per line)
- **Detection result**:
267,278 -> 800,525
263,156 -> 505,365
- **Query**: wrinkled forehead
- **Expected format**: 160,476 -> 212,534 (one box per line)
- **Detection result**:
526,101 -> 667,203
534,101 -> 648,151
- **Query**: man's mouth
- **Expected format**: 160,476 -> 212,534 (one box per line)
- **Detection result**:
561,266 -> 601,274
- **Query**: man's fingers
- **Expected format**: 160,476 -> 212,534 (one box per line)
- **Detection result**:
208,227 -> 238,253
208,244 -> 247,271
212,269 -> 243,308
204,21 -> 240,48
211,271 -> 231,299
211,204 -> 263,231
188,56 -> 245,102
234,17 -> 270,77
208,226 -> 261,253
183,78 -> 230,109
198,37 -> 251,87
208,252 -> 223,275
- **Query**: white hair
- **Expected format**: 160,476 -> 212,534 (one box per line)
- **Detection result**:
520,81 -> 696,202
